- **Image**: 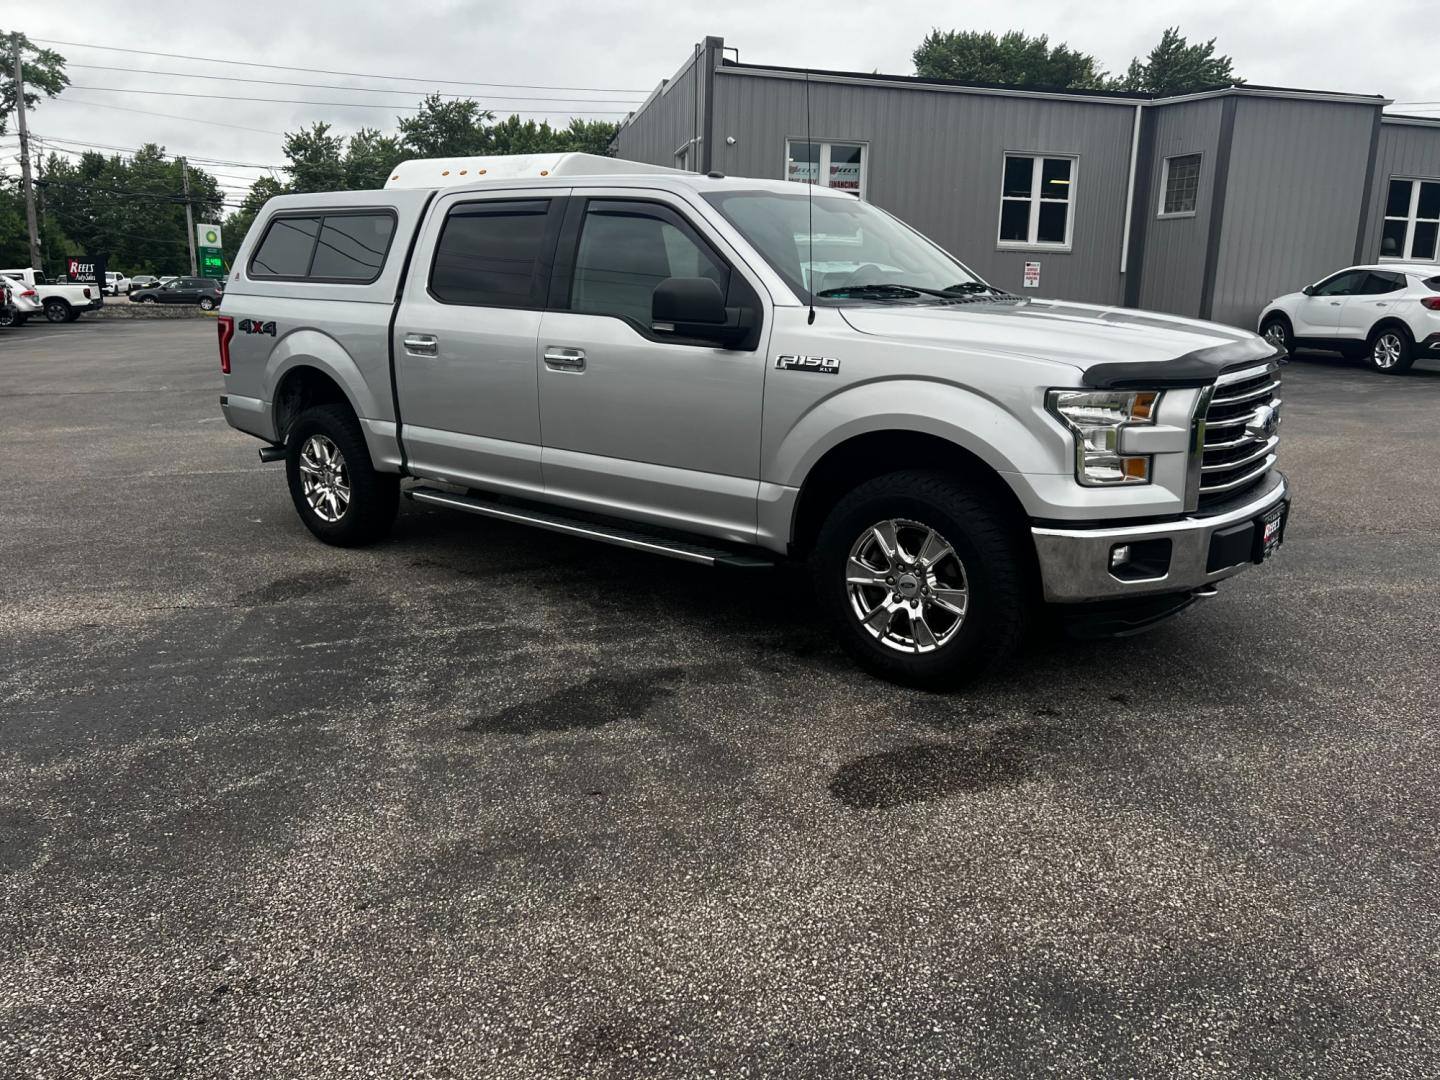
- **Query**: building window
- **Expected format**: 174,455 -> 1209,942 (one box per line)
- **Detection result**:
998,154 -> 1074,248
1160,153 -> 1202,217
1382,178 -> 1440,261
786,141 -> 866,197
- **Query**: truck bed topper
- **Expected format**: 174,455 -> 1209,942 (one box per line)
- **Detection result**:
382,152 -> 683,190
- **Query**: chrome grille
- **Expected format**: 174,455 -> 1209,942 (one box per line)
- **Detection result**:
1197,364 -> 1280,506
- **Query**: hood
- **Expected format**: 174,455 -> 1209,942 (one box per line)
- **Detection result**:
839,298 -> 1278,387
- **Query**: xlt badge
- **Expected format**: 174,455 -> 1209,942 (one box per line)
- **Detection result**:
776,354 -> 839,374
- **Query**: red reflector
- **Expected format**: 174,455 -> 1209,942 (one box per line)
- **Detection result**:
1421,297 -> 1440,310
217,316 -> 234,374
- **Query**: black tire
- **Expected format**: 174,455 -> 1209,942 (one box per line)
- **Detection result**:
43,299 -> 70,323
64,309 -> 81,323
199,296 -> 216,311
810,470 -> 1027,688
284,404 -> 399,547
0,308 -> 17,328
1259,314 -> 1293,358
139,296 -> 156,304
1366,324 -> 1415,374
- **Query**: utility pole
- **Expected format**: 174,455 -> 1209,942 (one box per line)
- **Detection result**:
11,33 -> 42,272
180,157 -> 197,276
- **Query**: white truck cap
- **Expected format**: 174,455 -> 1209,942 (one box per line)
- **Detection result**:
382,152 -> 684,189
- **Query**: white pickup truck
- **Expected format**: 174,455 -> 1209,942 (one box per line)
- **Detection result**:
219,153 -> 1290,686
0,268 -> 103,323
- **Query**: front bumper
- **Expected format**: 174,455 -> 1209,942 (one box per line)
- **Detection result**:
1031,471 -> 1289,603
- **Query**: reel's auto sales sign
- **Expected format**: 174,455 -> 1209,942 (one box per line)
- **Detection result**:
66,256 -> 106,287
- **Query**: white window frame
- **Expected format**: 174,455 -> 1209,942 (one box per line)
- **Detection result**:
784,139 -> 868,199
1380,176 -> 1440,262
997,152 -> 1077,251
1158,153 -> 1202,219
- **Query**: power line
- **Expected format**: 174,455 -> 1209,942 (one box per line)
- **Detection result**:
64,84 -> 632,115
64,63 -> 645,103
47,95 -> 287,135
33,37 -> 650,93
34,134 -> 284,171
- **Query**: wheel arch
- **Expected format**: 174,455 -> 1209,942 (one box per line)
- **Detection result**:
265,329 -> 385,442
788,429 -> 1034,562
1367,316 -> 1413,344
1259,309 -> 1291,331
272,365 -> 359,443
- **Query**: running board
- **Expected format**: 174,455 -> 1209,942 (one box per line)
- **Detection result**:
406,487 -> 774,569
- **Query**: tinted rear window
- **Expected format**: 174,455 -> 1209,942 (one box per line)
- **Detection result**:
1425,276 -> 1440,292
250,216 -> 321,278
310,214 -> 396,281
429,200 -> 554,308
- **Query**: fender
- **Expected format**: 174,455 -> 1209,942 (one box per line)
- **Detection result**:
265,328 -> 384,428
767,377 -> 1060,492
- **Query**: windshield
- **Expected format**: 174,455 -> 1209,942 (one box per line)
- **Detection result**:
702,189 -> 991,304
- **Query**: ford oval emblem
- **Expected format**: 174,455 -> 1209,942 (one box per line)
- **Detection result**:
1245,403 -> 1280,441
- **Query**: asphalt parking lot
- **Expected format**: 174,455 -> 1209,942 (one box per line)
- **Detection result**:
2,320 -> 1438,1078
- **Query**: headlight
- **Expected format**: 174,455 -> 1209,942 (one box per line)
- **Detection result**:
1046,389 -> 1162,486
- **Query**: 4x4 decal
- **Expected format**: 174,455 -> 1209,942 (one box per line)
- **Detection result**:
238,319 -> 276,337
775,354 -> 839,374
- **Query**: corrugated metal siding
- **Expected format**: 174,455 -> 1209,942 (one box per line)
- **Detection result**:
1360,121 -> 1440,263
708,71 -> 1136,304
1137,99 -> 1223,318
1212,97 -> 1378,328
613,50 -> 701,169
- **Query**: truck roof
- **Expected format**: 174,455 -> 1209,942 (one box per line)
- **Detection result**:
383,152 -> 685,190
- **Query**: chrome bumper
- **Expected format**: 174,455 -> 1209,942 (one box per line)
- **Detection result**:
1031,472 -> 1289,603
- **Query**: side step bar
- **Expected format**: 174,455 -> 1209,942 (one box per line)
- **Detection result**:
406,486 -> 774,569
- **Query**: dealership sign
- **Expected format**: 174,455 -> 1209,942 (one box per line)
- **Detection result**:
66,256 -> 107,287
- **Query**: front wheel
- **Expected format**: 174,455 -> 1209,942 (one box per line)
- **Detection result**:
43,300 -> 70,323
284,404 -> 399,547
810,471 -> 1028,687
139,296 -> 156,305
1260,315 -> 1293,357
198,296 -> 216,311
1367,325 -> 1414,374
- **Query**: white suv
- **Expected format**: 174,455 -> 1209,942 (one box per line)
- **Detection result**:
1258,263 -> 1440,374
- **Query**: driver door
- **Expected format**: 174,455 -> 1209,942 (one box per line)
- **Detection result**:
1294,269 -> 1366,337
536,193 -> 769,543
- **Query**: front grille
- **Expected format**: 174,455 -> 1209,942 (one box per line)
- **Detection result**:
1197,364 -> 1280,507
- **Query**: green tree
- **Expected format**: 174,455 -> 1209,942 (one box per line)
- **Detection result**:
282,122 -> 347,193
1109,27 -> 1239,95
0,31 -> 68,136
557,118 -> 619,156
913,29 -> 1106,90
344,127 -> 403,189
397,96 -> 495,158
222,174 -> 285,265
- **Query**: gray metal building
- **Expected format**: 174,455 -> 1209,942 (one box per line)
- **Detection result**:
615,36 -> 1440,329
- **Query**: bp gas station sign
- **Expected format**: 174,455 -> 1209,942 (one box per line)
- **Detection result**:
196,223 -> 225,279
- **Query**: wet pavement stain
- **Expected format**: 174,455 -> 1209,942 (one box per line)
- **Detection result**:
463,667 -> 686,734
237,570 -> 351,606
829,721 -> 1067,810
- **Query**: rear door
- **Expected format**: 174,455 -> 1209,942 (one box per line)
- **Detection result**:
392,187 -> 567,495
535,191 -> 769,543
1337,270 -> 1407,340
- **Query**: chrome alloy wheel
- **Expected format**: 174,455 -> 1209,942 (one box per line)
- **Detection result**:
1372,332 -> 1403,369
298,434 -> 351,522
846,518 -> 969,654
1262,322 -> 1288,350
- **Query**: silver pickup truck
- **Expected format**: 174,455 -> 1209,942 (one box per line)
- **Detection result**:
219,152 -> 1289,686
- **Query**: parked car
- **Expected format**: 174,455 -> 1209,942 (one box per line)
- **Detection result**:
0,274 -> 44,326
129,275 -> 161,291
129,276 -> 224,310
1258,263 -> 1440,375
104,272 -> 131,296
0,268 -> 102,322
219,152 -> 1290,687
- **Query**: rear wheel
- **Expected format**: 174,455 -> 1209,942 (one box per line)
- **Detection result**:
1260,315 -> 1293,357
284,404 -> 399,547
139,296 -> 156,304
1366,325 -> 1414,374
43,299 -> 70,323
810,471 -> 1027,687
0,308 -> 17,328
199,296 -> 216,311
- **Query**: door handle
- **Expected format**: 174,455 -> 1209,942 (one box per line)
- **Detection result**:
544,347 -> 586,372
1328,301 -> 1342,306
404,333 -> 438,356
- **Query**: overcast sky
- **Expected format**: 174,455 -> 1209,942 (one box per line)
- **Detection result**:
6,0 -> 1438,210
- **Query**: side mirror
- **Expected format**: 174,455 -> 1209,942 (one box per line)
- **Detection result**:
652,277 -> 750,347
1301,284 -> 1316,296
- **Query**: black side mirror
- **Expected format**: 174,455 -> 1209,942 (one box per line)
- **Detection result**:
652,277 -> 750,347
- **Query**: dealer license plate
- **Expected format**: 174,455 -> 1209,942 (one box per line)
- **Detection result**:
1255,502 -> 1287,562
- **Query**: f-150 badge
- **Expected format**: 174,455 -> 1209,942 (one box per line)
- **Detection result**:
775,354 -> 839,374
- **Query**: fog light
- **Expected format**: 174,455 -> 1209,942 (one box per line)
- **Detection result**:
1110,544 -> 1131,568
